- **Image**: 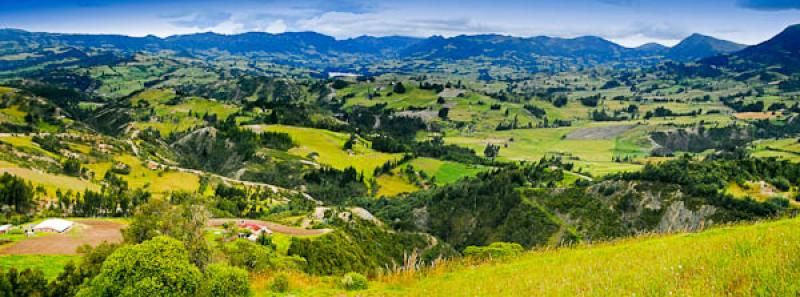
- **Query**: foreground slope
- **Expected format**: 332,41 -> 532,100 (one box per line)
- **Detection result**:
290,218 -> 800,296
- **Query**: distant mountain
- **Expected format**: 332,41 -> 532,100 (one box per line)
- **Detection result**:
0,28 -> 646,61
400,34 -> 636,61
0,27 -> 777,72
636,43 -> 670,55
733,24 -> 800,72
667,33 -> 746,61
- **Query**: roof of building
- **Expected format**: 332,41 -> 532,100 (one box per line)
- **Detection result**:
33,219 -> 74,232
239,223 -> 272,234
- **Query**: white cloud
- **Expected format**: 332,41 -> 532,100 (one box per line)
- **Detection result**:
294,11 -> 509,38
265,19 -> 288,34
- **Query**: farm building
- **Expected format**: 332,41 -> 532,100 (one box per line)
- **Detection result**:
238,223 -> 273,241
33,219 -> 73,233
0,225 -> 11,234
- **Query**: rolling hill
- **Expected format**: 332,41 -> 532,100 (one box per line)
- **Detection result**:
734,24 -> 800,72
666,33 -> 746,61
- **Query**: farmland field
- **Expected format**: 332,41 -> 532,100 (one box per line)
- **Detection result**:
248,124 -> 403,177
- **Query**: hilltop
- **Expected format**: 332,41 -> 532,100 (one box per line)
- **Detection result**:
666,33 -> 746,61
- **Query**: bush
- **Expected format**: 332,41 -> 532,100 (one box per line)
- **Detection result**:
340,272 -> 368,291
200,264 -> 251,297
463,242 -> 524,260
392,82 -> 406,94
270,273 -> 289,293
77,236 -> 202,296
224,239 -> 275,272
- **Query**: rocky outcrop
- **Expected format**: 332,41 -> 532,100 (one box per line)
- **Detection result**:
657,201 -> 716,233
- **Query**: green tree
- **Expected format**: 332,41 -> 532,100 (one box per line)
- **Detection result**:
224,239 -> 275,272
392,82 -> 406,94
483,143 -> 500,159
77,236 -> 202,297
199,264 -> 251,297
123,200 -> 211,270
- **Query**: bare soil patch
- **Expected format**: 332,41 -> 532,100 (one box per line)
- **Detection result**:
565,125 -> 636,140
0,220 -> 124,255
734,112 -> 779,120
208,219 -> 331,236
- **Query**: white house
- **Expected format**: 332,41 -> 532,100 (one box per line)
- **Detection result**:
33,219 -> 74,233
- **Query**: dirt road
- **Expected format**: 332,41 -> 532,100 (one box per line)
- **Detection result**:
208,218 -> 331,236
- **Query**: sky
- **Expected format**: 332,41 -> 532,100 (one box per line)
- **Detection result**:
0,0 -> 798,47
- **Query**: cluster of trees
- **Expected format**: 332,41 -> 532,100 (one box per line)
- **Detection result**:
0,173 -> 37,217
523,104 -> 547,118
579,95 -> 602,107
551,95 -> 568,107
53,172 -> 150,217
363,153 -> 792,252
211,184 -> 282,218
373,154 -> 414,177
303,167 -> 368,204
32,134 -> 66,153
643,106 -> 702,119
288,219 -> 438,275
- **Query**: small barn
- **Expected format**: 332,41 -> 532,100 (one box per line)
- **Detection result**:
33,219 -> 73,233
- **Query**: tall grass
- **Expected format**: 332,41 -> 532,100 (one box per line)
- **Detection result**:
382,218 -> 800,296
273,218 -> 800,296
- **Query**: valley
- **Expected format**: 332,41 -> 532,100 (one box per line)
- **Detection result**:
0,12 -> 798,297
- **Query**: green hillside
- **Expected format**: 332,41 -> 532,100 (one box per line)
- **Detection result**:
284,218 -> 800,296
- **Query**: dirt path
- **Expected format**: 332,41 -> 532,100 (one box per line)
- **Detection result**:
0,220 -> 124,255
208,218 -> 331,236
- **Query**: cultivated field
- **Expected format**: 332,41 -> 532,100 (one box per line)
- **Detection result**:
0,220 -> 125,255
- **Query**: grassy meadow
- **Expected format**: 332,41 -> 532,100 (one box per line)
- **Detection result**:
272,217 -> 800,296
250,125 -> 403,178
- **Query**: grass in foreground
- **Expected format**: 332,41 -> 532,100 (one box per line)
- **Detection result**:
275,217 -> 800,296
0,255 -> 78,280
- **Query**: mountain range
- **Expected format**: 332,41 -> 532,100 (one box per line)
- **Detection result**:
0,28 -> 751,63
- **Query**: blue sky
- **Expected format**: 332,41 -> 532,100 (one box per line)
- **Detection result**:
0,0 -> 798,46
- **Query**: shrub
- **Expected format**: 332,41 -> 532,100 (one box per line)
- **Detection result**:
225,239 -> 275,272
270,273 -> 289,293
463,242 -> 524,260
392,82 -> 406,94
77,236 -> 202,296
340,272 -> 368,291
200,264 -> 251,297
